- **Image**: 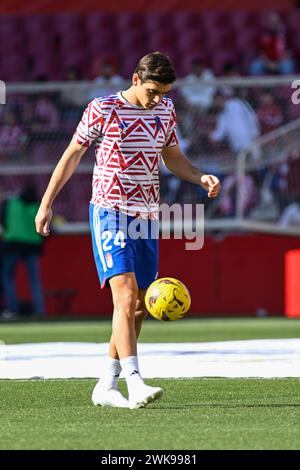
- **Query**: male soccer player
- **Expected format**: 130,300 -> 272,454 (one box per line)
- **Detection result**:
35,52 -> 220,409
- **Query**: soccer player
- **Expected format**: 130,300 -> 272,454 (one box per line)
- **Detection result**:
35,52 -> 220,409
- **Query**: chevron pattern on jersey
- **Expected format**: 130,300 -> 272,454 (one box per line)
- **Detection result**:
74,93 -> 178,218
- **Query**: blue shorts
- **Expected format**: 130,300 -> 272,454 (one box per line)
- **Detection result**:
89,204 -> 159,289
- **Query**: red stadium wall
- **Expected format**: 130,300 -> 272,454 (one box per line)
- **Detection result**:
16,233 -> 300,317
0,0 -> 294,14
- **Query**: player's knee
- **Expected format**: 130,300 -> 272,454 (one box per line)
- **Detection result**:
113,287 -> 138,315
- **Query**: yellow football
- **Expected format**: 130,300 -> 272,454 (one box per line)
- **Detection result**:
145,277 -> 191,321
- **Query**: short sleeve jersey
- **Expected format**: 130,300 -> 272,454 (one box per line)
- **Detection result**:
73,92 -> 178,218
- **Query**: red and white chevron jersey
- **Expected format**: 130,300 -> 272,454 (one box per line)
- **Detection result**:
73,92 -> 178,218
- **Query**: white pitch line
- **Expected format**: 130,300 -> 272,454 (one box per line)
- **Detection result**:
0,339 -> 300,379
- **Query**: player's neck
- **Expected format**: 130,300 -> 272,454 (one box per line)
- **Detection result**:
121,87 -> 142,107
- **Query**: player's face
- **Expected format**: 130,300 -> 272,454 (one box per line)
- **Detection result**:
133,75 -> 172,109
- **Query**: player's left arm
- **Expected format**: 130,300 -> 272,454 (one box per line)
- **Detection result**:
162,144 -> 221,198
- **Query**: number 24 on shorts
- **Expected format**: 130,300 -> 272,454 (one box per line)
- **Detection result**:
101,230 -> 126,251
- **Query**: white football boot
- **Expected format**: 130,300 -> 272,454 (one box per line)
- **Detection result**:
92,382 -> 129,408
129,384 -> 163,409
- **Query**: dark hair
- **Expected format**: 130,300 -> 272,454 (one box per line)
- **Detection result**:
134,52 -> 176,85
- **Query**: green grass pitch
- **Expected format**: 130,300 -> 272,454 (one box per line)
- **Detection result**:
1,318 -> 300,450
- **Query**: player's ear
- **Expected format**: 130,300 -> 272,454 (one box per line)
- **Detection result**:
132,73 -> 141,86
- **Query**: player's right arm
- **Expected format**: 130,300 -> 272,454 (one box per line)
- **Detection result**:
35,140 -> 88,237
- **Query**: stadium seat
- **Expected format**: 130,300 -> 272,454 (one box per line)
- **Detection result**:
235,30 -> 260,53
59,31 -> 86,52
285,10 -> 300,33
180,52 -> 210,76
0,16 -> 21,34
172,11 -> 202,31
0,33 -> 24,55
201,11 -> 230,31
230,11 -> 260,31
0,10 -> 299,81
53,12 -> 83,33
144,12 -> 172,32
24,14 -> 52,34
115,12 -> 145,31
147,29 -> 176,52
117,30 -> 147,52
32,55 -> 60,81
27,33 -> 55,56
176,30 -> 204,53
84,12 -> 116,32
88,30 -> 117,55
0,55 -> 26,81
211,50 -> 237,76
120,50 -> 146,78
63,49 -> 88,71
287,31 -> 300,54
206,30 -> 235,53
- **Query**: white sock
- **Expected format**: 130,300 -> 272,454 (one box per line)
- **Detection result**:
120,356 -> 144,395
100,357 -> 121,390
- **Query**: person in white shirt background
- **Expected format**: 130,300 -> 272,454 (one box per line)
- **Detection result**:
88,60 -> 124,101
210,86 -> 260,153
180,59 -> 216,110
210,87 -> 260,217
279,198 -> 300,226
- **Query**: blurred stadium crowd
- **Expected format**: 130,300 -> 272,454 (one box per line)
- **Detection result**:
1,9 -> 300,225
0,10 -> 299,80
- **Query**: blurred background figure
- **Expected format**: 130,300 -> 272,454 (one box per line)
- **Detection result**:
0,108 -> 27,162
31,94 -> 60,133
0,182 -> 45,320
222,61 -> 241,77
160,128 -> 189,205
279,197 -> 300,226
210,87 -> 260,217
61,65 -> 86,119
180,58 -> 216,110
61,65 -> 86,107
216,173 -> 258,217
64,65 -> 83,82
256,91 -> 283,134
88,59 -> 124,100
210,87 -> 260,153
250,12 -> 295,75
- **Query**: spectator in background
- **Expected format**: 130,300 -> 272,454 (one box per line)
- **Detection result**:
180,59 -> 215,110
222,62 -> 241,77
61,65 -> 86,114
0,109 -> 27,161
210,87 -> 260,217
256,91 -> 283,134
250,12 -> 295,75
160,127 -> 189,205
216,173 -> 257,217
64,65 -> 83,82
210,87 -> 260,153
279,197 -> 300,226
0,183 -> 45,320
31,94 -> 60,133
88,59 -> 124,101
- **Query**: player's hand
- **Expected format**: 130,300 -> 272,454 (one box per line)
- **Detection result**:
35,206 -> 53,237
200,174 -> 221,199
